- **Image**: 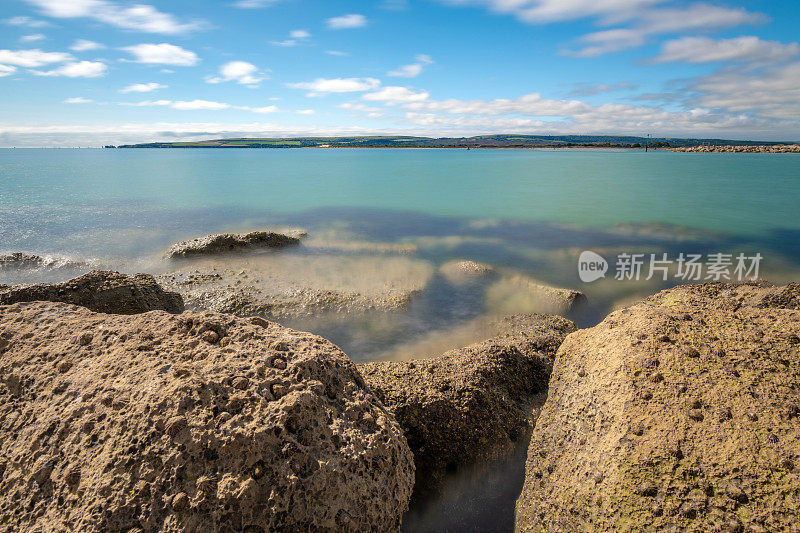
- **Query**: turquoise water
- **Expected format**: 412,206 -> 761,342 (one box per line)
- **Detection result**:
1,148 -> 799,260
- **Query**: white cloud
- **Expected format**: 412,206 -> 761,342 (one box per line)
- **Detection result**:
205,61 -> 266,86
325,50 -> 348,56
0,49 -> 72,67
692,62 -> 800,120
567,81 -> 634,97
388,54 -> 434,78
654,36 -> 800,65
31,60 -> 107,78
296,109 -> 316,115
23,0 -> 204,34
120,82 -> 167,93
119,99 -> 284,113
3,16 -> 50,28
288,77 -> 381,96
326,14 -> 367,29
70,39 -> 104,51
441,1 -> 766,56
271,29 -> 311,47
441,0 -> 660,24
119,99 -> 173,107
121,43 -> 199,66
172,100 -> 231,110
0,65 -> 18,77
63,97 -> 93,104
20,34 -> 46,43
363,86 -> 431,103
565,4 -> 767,57
234,0 -> 280,7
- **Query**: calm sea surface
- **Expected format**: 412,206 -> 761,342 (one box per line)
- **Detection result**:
2,148 -> 799,255
2,147 -> 799,531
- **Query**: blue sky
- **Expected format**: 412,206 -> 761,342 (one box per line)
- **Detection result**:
1,0 -> 799,146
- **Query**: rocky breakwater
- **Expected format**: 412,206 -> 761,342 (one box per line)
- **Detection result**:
166,230 -> 304,259
0,270 -> 184,314
671,144 -> 800,153
516,281 -> 800,532
359,313 -> 577,495
0,302 -> 414,531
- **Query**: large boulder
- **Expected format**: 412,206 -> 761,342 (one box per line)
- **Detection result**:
166,231 -> 302,259
0,302 -> 414,532
359,313 -> 576,494
516,282 -> 800,532
0,270 -> 184,314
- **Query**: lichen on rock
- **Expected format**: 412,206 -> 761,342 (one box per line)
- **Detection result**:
515,281 -> 800,532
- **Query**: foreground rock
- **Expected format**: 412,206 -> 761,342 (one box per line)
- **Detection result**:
158,255 -> 433,318
0,270 -> 184,314
359,313 -> 576,494
516,282 -> 800,532
166,231 -> 303,259
0,302 -> 414,532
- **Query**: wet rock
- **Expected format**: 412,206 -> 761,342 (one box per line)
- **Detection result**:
0,270 -> 184,315
166,231 -> 302,259
359,313 -> 576,495
486,273 -> 587,316
0,301 -> 413,532
516,282 -> 800,532
439,259 -> 495,284
157,256 -> 433,318
0,252 -> 87,271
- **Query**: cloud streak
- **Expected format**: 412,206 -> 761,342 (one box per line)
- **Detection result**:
23,0 -> 205,34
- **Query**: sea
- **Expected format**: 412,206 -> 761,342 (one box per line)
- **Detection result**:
1,147 -> 799,531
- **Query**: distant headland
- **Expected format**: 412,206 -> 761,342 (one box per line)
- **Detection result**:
109,134 -> 799,150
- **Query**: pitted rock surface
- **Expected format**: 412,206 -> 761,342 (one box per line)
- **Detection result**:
359,313 -> 576,494
516,282 -> 800,532
0,270 -> 184,315
0,302 -> 414,532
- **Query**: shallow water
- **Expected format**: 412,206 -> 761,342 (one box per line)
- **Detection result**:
2,148 -> 800,530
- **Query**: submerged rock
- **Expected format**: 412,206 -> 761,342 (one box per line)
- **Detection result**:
486,273 -> 587,316
439,259 -> 496,284
166,231 -> 302,259
0,270 -> 183,314
359,313 -> 576,494
158,255 -> 433,318
0,302 -> 414,532
515,281 -> 800,532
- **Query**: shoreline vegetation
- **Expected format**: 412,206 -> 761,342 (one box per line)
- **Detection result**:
109,134 -> 800,151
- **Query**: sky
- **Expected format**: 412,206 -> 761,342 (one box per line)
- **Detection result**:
0,0 -> 799,146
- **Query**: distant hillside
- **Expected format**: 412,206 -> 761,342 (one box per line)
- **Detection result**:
113,135 -> 797,149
